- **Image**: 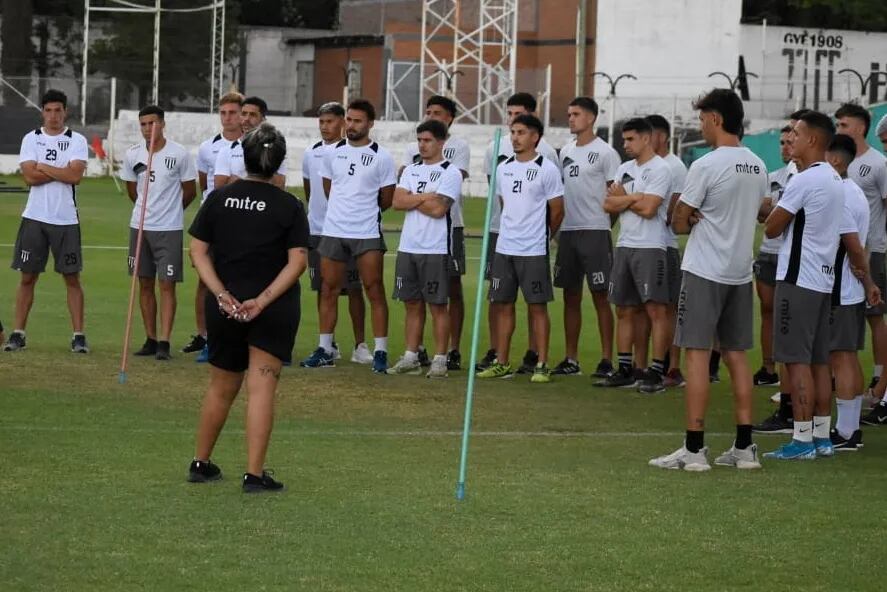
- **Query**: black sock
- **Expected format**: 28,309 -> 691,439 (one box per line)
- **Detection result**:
709,350 -> 721,376
685,430 -> 705,453
778,392 -> 793,419
663,350 -> 671,373
735,424 -> 753,449
651,358 -> 666,377
617,352 -> 632,372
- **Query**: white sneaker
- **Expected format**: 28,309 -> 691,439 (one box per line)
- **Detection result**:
713,443 -> 762,469
351,343 -> 374,364
770,391 -> 781,403
331,346 -> 341,360
426,357 -> 448,378
386,355 -> 422,375
649,445 -> 711,472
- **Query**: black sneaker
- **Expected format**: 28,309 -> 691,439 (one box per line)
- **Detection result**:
446,350 -> 462,371
868,376 -> 880,390
155,340 -> 172,361
753,410 -> 793,433
552,358 -> 582,375
753,367 -> 779,386
242,470 -> 284,493
830,429 -> 863,452
187,459 -> 222,482
861,401 -> 887,426
516,350 -> 539,374
71,334 -> 90,354
593,366 -> 637,388
633,367 -> 649,382
2,331 -> 26,352
417,347 -> 431,368
638,371 -> 666,394
134,338 -> 158,356
181,334 -> 207,354
709,372 -> 721,384
475,348 -> 497,372
592,359 -> 613,378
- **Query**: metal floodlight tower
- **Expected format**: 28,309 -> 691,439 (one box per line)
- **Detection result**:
420,0 -> 519,124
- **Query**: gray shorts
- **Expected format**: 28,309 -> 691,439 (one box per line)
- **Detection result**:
483,232 -> 499,280
865,252 -> 886,316
674,272 -> 753,351
667,247 -> 682,305
553,229 -> 612,293
830,302 -> 866,352
128,228 -> 183,282
488,253 -> 553,304
449,226 -> 466,277
754,252 -> 778,287
774,281 -> 831,365
317,235 -> 387,262
608,247 -> 669,306
392,251 -> 450,305
308,235 -> 361,292
11,218 -> 82,275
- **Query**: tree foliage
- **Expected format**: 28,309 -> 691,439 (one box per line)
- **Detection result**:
742,0 -> 887,31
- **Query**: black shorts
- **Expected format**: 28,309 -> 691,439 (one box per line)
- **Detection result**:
553,229 -> 612,292
206,288 -> 301,372
11,218 -> 82,275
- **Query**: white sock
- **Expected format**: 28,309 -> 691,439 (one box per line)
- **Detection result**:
852,395 -> 864,430
403,350 -> 418,363
13,329 -> 25,337
813,415 -> 831,439
319,333 -> 333,352
374,337 -> 388,352
793,420 -> 813,443
835,399 -> 856,440
874,364 -> 883,378
73,332 -> 84,337
433,353 -> 447,362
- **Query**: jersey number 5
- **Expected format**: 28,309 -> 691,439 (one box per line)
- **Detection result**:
348,163 -> 356,176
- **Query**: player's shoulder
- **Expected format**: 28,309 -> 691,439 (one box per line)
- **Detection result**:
200,134 -> 221,149
560,139 -> 578,155
166,139 -> 190,156
369,141 -> 393,159
126,141 -> 143,155
448,136 -> 470,150
536,154 -> 560,172
64,129 -> 88,145
22,127 -> 41,142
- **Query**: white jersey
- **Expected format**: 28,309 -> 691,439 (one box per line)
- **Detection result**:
196,133 -> 231,203
484,136 -> 559,232
214,137 -> 287,181
759,161 -> 797,255
120,140 -> 197,231
613,155 -> 672,250
402,136 -> 470,227
302,139 -> 336,236
775,162 -> 844,294
495,154 -> 564,257
320,140 -> 397,239
19,127 -> 89,225
848,147 -> 887,253
559,137 -> 621,231
396,160 -> 462,254
679,146 -> 768,285
662,153 -> 688,249
835,178 -> 869,306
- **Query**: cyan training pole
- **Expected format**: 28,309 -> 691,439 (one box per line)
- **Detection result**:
456,127 -> 503,501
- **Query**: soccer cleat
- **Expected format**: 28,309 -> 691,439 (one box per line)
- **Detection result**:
713,443 -> 762,469
638,371 -> 666,394
300,347 -> 335,368
446,350 -> 462,371
155,341 -> 172,361
530,363 -> 552,383
763,439 -> 817,460
417,347 -> 431,368
814,437 -> 834,457
516,350 -> 539,374
350,343 -> 374,364
753,410 -> 793,434
195,343 -> 209,363
593,367 -> 637,388
475,348 -> 497,372
649,446 -> 711,471
663,368 -> 686,388
592,358 -> 614,378
426,357 -> 448,378
830,429 -> 863,452
753,367 -> 780,386
861,401 -> 887,426
70,334 -> 90,354
187,459 -> 222,483
476,362 -> 514,379
181,334 -> 207,354
372,350 -> 388,374
134,338 -> 158,356
386,355 -> 422,375
551,358 -> 581,375
242,471 -> 284,493
2,331 -> 26,352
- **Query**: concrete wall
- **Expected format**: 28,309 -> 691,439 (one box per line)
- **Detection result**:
240,27 -> 320,114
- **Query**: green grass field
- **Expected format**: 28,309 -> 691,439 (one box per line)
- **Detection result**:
1,176 -> 886,591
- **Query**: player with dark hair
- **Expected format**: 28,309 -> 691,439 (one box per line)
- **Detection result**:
214,96 -> 286,190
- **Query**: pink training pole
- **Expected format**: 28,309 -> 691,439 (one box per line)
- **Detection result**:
118,122 -> 159,384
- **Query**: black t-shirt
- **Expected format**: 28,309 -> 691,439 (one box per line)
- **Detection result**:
189,180 -> 309,301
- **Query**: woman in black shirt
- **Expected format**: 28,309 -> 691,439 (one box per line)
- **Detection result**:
186,123 -> 309,493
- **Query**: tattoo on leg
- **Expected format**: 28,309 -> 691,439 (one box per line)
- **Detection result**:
257,364 -> 281,379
